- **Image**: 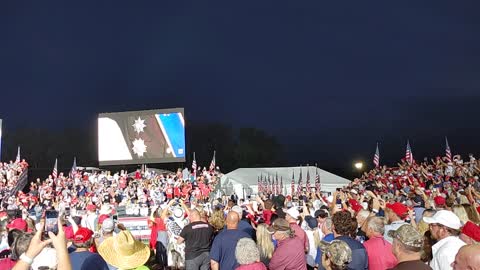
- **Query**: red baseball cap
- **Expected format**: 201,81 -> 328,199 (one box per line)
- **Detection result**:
74,227 -> 93,243
86,204 -> 96,211
386,202 -> 408,219
461,221 -> 480,242
7,218 -> 28,231
434,196 -> 446,206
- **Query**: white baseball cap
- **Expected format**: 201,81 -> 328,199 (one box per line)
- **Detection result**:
286,207 -> 300,220
423,210 -> 462,230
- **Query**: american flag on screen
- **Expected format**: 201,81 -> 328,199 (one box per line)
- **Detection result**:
445,137 -> 452,163
405,141 -> 413,164
315,166 -> 320,191
305,168 -> 311,192
52,158 -> 58,179
373,143 -> 380,168
297,167 -> 303,196
209,151 -> 216,173
291,170 -> 295,196
192,152 -> 197,178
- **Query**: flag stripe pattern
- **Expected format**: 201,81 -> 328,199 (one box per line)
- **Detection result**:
405,141 -> 413,164
315,167 -> 320,191
52,158 -> 58,179
297,168 -> 303,196
373,143 -> 380,167
445,137 -> 452,163
192,152 -> 197,178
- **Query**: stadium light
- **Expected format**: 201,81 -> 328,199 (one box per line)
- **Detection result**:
354,162 -> 364,170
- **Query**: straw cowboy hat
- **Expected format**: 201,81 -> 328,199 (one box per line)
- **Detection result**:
98,230 -> 150,269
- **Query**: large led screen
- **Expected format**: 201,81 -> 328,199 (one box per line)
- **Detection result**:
98,108 -> 185,165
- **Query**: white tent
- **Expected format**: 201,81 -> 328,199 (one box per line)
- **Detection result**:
220,166 -> 351,198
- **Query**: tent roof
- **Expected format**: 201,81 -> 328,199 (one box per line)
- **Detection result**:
220,166 -> 351,193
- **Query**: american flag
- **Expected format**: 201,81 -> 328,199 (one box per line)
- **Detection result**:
373,143 -> 380,168
270,174 -> 274,194
305,167 -> 311,192
297,167 -> 303,196
192,152 -> 197,178
280,176 -> 283,195
52,158 -> 58,179
70,157 -> 77,178
263,175 -> 268,194
315,166 -> 321,191
291,170 -> 295,196
445,137 -> 452,163
267,174 -> 272,193
405,141 -> 413,164
275,172 -> 279,195
15,146 -> 20,163
257,175 -> 262,193
209,151 -> 216,173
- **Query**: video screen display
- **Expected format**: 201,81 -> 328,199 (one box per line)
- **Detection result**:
98,108 -> 185,165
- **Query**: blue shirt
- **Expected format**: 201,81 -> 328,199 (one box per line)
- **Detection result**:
336,235 -> 368,270
70,251 -> 109,270
210,229 -> 250,270
237,220 -> 255,239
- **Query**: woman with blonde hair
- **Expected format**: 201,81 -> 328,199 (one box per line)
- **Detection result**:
463,203 -> 480,224
209,208 -> 225,236
452,204 -> 470,225
256,223 -> 274,267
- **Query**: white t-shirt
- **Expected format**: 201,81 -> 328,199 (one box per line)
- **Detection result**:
430,236 -> 465,270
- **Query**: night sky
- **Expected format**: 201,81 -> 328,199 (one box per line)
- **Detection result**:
1,2 -> 480,175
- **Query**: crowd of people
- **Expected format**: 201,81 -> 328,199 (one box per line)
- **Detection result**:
0,153 -> 480,270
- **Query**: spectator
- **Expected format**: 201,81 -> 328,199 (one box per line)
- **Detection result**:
177,209 -> 214,270
235,238 -> 267,270
94,218 -> 115,250
354,210 -> 370,243
363,216 -> 397,270
231,205 -> 255,239
148,201 -> 173,268
286,207 -> 309,253
423,210 -> 466,270
389,224 -> 432,270
255,224 -> 274,267
268,218 -> 307,270
459,221 -> 480,244
384,203 -> 409,244
98,230 -> 150,270
210,211 -> 250,270
69,227 -> 109,270
418,209 -> 437,236
13,218 -> 72,270
319,240 -> 352,270
81,205 -> 97,232
462,204 -> 480,224
451,205 -> 469,225
451,244 -> 480,270
304,216 -> 321,270
208,208 -> 225,236
321,218 -> 335,242
331,211 -> 368,270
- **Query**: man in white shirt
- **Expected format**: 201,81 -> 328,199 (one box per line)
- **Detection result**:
423,210 -> 465,270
